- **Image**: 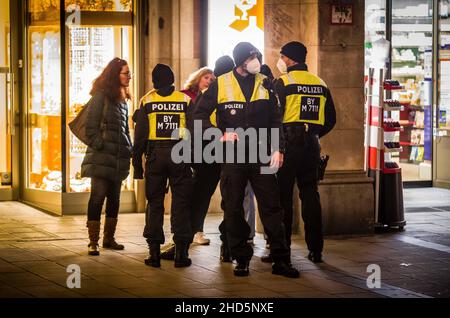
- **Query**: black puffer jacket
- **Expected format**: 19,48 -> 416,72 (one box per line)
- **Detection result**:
81,91 -> 132,182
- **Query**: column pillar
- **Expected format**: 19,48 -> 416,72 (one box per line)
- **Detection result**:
263,0 -> 374,235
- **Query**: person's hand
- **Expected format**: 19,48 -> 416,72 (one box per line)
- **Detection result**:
262,78 -> 274,91
220,132 -> 240,142
270,151 -> 284,169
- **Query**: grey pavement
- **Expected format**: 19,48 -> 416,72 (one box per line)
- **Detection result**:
0,187 -> 449,298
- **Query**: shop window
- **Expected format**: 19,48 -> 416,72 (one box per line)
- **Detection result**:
206,0 -> 264,67
364,0 -> 387,69
26,0 -> 134,193
391,0 -> 433,181
27,1 -> 62,191
68,25 -> 133,192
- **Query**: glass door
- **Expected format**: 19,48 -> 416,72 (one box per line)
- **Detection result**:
65,0 -> 134,193
391,0 -> 433,182
0,0 -> 12,194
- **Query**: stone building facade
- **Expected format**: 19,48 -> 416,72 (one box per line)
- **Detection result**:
139,0 -> 374,235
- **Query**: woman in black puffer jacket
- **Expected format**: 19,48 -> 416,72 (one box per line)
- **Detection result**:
81,57 -> 133,256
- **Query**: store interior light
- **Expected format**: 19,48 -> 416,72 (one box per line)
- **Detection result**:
370,38 -> 390,69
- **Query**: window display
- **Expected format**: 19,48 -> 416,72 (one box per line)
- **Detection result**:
440,0 -> 450,134
207,0 -> 265,67
27,0 -> 134,193
390,0 -> 433,181
27,0 -> 62,191
68,25 -> 133,192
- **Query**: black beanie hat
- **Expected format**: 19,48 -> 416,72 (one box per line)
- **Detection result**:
214,55 -> 235,77
233,42 -> 260,67
152,63 -> 174,89
280,41 -> 307,63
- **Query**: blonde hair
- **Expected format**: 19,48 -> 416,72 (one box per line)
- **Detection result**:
183,67 -> 214,92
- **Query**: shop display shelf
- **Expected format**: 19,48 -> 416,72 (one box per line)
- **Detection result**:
383,105 -> 403,111
399,142 -> 424,147
383,167 -> 402,174
383,85 -> 405,91
398,121 -> 415,127
384,146 -> 403,153
383,126 -> 403,132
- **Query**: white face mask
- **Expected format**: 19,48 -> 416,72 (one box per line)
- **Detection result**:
277,58 -> 287,74
245,58 -> 261,74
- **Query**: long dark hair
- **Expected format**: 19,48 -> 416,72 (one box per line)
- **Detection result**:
90,57 -> 131,101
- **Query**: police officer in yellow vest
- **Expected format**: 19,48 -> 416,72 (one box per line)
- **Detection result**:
159,57 -> 235,261
132,64 -> 194,268
193,42 -> 299,278
275,41 -> 336,263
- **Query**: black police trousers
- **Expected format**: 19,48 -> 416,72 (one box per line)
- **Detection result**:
220,163 -> 289,262
143,145 -> 193,246
190,162 -> 221,233
278,133 -> 323,253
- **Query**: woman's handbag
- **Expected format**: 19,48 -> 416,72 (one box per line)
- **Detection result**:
69,97 -> 108,146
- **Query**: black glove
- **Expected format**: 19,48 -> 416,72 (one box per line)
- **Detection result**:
262,78 -> 274,92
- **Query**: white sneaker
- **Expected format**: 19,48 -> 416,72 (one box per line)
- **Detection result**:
193,232 -> 210,245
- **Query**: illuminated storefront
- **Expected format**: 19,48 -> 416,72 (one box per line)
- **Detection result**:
0,0 -> 145,214
365,0 -> 450,187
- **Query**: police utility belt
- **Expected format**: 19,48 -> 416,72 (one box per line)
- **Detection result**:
283,123 -> 309,138
146,139 -> 179,151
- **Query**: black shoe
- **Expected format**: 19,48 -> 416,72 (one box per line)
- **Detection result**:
307,251 -> 323,263
233,261 -> 250,277
161,243 -> 175,260
220,243 -> 232,263
174,242 -> 192,268
272,261 -> 300,278
144,244 -> 161,268
261,254 -> 272,263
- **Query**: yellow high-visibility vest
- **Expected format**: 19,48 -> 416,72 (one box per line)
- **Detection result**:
217,71 -> 269,105
280,70 -> 327,126
210,110 -> 217,127
140,90 -> 190,140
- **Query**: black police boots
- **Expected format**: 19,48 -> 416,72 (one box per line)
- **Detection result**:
161,242 -> 176,260
308,251 -> 323,263
220,243 -> 232,263
233,259 -> 250,277
144,243 -> 161,268
174,242 -> 192,268
272,256 -> 300,278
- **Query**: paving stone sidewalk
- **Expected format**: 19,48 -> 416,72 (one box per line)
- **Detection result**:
0,188 -> 449,298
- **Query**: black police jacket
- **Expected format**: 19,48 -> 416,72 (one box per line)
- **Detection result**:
275,63 -> 336,138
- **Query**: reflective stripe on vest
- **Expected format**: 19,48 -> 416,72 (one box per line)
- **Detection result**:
217,71 -> 269,104
140,90 -> 190,140
281,70 -> 327,126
